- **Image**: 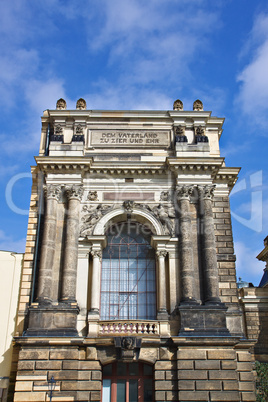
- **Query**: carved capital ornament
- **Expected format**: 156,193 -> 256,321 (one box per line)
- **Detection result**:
65,185 -> 84,201
44,184 -> 61,201
176,185 -> 194,200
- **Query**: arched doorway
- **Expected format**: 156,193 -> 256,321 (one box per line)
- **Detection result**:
102,362 -> 154,402
100,222 -> 156,320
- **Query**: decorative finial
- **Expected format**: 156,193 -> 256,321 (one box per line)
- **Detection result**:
173,99 -> 183,111
56,98 -> 67,110
193,99 -> 203,111
76,98 -> 87,110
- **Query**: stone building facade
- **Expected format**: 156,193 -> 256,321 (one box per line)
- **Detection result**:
238,237 -> 268,364
11,99 -> 256,401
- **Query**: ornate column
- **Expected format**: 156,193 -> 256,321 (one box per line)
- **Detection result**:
37,184 -> 61,302
156,250 -> 168,319
198,185 -> 221,304
61,184 -> 83,302
89,250 -> 102,315
176,185 -> 197,304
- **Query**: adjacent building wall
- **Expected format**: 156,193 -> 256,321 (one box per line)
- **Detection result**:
0,251 -> 23,402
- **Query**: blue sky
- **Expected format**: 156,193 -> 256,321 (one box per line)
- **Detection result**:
0,0 -> 267,285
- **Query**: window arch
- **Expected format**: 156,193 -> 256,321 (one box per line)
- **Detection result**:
100,222 -> 156,320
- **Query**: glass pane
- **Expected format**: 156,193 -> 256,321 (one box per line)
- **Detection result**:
117,380 -> 126,402
129,363 -> 139,376
102,379 -> 111,402
144,378 -> 153,402
101,222 -> 156,320
103,364 -> 113,376
117,362 -> 126,376
129,380 -> 138,402
143,364 -> 153,375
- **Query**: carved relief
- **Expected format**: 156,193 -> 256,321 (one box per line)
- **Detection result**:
87,191 -> 98,201
80,204 -> 112,236
76,124 -> 83,134
198,185 -> 215,200
193,99 -> 203,111
160,191 -> 171,201
114,337 -> 141,362
123,200 -> 136,212
151,204 -> 175,236
175,126 -> 188,143
195,126 -> 208,143
56,98 -> 67,110
50,125 -> 63,142
90,250 -> 102,260
156,250 -> 167,258
173,99 -> 183,111
44,184 -> 62,201
65,185 -> 84,201
176,185 -> 194,200
72,124 -> 85,142
121,337 -> 135,350
76,98 -> 87,110
55,125 -> 63,135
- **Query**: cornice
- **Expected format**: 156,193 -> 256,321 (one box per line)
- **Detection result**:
167,156 -> 224,172
42,109 -> 224,128
35,156 -> 239,188
35,156 -> 93,172
215,167 -> 241,189
257,246 -> 268,262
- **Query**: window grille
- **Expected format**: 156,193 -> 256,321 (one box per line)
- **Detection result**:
100,223 -> 156,320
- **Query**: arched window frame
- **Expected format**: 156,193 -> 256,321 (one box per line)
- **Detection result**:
100,222 -> 157,321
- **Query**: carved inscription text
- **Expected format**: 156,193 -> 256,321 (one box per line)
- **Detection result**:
90,130 -> 170,147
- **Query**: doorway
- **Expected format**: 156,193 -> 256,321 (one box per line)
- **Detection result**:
102,362 -> 154,402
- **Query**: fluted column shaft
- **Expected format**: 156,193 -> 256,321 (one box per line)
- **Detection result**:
37,184 -> 61,302
177,185 -> 197,304
90,251 -> 102,313
61,185 -> 83,302
199,185 -> 221,304
156,250 -> 167,315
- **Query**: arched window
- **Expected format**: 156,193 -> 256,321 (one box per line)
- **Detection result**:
100,222 -> 156,320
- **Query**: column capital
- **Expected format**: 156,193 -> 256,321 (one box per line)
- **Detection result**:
156,250 -> 167,258
176,185 -> 194,200
44,184 -> 61,201
65,184 -> 84,201
90,250 -> 102,260
197,184 -> 215,200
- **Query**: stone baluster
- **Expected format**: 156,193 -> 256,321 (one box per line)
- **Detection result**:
37,184 -> 61,302
198,185 -> 221,304
61,185 -> 83,302
176,185 -> 197,304
89,250 -> 102,314
156,250 -> 168,318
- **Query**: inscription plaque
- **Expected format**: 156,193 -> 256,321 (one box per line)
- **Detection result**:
89,130 -> 170,147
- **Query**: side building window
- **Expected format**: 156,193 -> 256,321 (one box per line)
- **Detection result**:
100,222 -> 156,320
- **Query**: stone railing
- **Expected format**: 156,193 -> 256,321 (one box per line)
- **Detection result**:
99,320 -> 159,336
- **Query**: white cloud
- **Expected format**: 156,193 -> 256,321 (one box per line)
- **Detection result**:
234,240 -> 264,286
236,13 -> 268,128
24,78 -> 70,113
0,230 -> 26,254
86,0 -> 220,86
84,81 -> 173,110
